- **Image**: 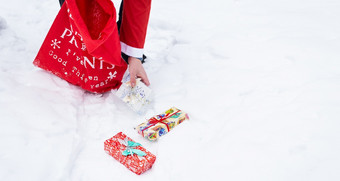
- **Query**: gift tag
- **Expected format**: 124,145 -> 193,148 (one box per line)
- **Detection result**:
116,77 -> 152,114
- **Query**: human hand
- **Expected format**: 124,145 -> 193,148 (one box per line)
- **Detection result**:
128,56 -> 150,87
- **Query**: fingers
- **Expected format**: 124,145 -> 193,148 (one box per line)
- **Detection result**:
130,71 -> 150,88
127,56 -> 150,87
139,71 -> 150,86
129,71 -> 137,88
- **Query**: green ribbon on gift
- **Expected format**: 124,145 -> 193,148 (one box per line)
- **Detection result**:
122,140 -> 147,157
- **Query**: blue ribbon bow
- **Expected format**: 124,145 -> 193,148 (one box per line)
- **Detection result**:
121,140 -> 147,157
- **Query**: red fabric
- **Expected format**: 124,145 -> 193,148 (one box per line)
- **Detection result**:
120,0 -> 152,49
33,0 -> 127,93
104,132 -> 156,175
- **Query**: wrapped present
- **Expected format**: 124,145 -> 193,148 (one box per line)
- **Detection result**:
104,132 -> 156,175
136,107 -> 189,141
115,78 -> 152,114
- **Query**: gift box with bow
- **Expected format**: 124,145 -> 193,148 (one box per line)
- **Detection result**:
104,132 -> 156,175
136,107 -> 189,141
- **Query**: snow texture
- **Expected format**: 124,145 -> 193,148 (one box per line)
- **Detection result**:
1,0 -> 340,180
0,17 -> 6,31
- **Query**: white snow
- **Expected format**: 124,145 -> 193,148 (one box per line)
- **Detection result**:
1,0 -> 340,180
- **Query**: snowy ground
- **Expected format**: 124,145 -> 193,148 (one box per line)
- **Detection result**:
1,0 -> 340,180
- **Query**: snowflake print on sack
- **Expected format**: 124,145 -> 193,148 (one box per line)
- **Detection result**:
51,39 -> 61,49
108,71 -> 117,80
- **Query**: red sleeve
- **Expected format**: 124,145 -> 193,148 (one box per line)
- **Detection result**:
119,0 -> 152,58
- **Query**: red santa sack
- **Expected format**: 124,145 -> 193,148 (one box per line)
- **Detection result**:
33,0 -> 127,93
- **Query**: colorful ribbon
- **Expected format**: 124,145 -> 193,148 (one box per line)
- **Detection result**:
141,110 -> 181,136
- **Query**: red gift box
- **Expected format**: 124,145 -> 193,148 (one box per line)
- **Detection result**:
104,132 -> 156,175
